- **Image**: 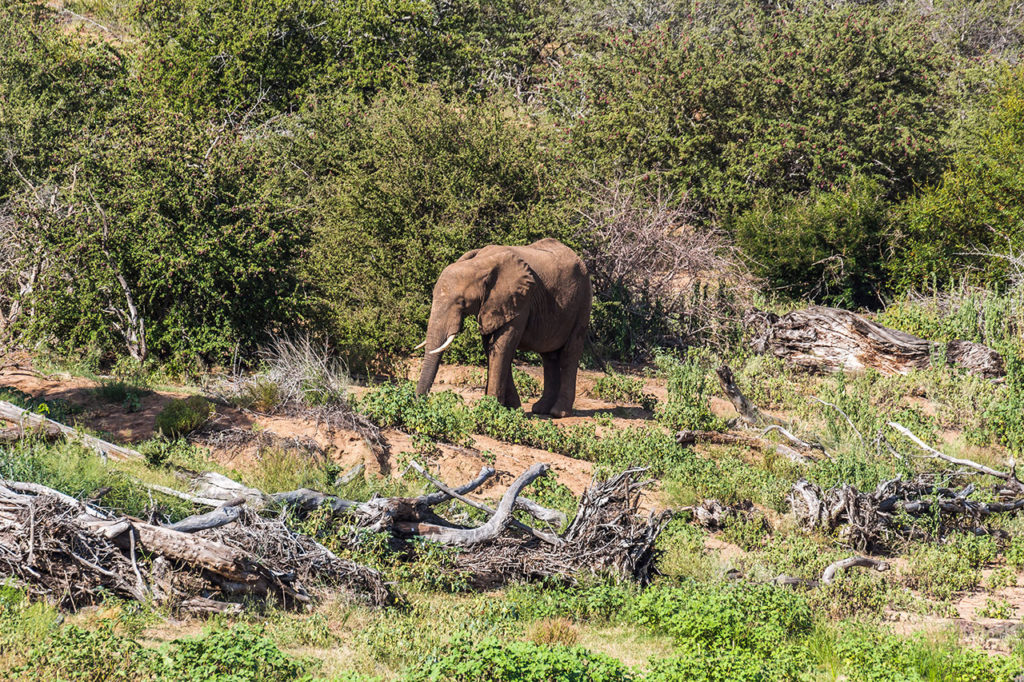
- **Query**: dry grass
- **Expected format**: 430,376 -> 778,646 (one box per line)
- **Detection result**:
527,617 -> 579,646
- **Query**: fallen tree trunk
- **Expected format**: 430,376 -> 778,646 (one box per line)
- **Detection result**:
745,307 -> 1005,378
0,400 -> 142,460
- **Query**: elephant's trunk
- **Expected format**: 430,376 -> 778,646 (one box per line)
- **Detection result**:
416,318 -> 452,397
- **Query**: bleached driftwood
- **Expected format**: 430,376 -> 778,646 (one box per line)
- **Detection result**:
0,400 -> 141,461
746,307 -> 1004,378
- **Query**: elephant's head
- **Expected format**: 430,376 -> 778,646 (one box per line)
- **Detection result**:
415,249 -> 535,397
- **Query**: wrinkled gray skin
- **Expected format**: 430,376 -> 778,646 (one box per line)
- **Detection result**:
416,238 -> 592,418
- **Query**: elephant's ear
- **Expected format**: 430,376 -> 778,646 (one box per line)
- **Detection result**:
479,252 -> 535,335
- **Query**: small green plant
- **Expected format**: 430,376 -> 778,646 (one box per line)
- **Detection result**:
986,567 -> 1017,591
94,379 -> 147,414
905,533 -> 997,600
155,396 -> 213,438
512,367 -> 541,399
13,623 -> 158,681
977,598 -> 1016,620
653,351 -> 726,433
591,372 -> 656,410
162,625 -> 310,681
407,637 -> 632,682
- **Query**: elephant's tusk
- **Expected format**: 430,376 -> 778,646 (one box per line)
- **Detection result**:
413,340 -> 427,350
427,334 -> 457,355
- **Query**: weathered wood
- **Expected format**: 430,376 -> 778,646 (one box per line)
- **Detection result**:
716,364 -> 763,425
408,461 -> 562,544
514,498 -> 567,528
191,472 -> 270,507
405,458 -> 561,544
0,400 -> 142,460
180,596 -> 244,615
820,555 -> 888,585
0,479 -> 395,609
746,307 -> 1005,378
270,488 -> 359,515
412,464 -> 552,546
417,465 -> 495,506
166,500 -> 245,533
888,421 -> 1024,492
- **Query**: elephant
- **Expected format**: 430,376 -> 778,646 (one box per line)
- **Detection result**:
415,238 -> 592,418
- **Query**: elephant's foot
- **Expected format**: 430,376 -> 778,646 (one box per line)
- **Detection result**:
548,402 -> 574,419
531,397 -> 555,415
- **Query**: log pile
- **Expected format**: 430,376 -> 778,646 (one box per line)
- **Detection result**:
745,306 -> 1005,378
0,480 -> 394,611
789,477 -> 1024,551
197,463 -> 673,588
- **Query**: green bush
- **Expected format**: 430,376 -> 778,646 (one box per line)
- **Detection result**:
161,625 -> 309,682
905,533 -> 998,600
634,580 -> 813,658
408,637 -> 633,682
551,2 -> 950,216
652,351 -> 726,433
13,623 -> 159,682
889,67 -> 1024,291
591,372 -> 655,410
155,396 -> 213,438
734,177 -> 888,307
131,0 -> 540,114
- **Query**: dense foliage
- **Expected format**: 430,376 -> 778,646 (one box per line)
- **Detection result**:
2,0 -> 1024,371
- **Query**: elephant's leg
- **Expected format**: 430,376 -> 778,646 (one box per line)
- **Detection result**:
503,363 -> 521,409
531,352 -> 561,415
550,331 -> 585,419
485,326 -> 520,408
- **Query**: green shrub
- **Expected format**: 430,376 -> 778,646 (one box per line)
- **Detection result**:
13,623 -> 158,681
890,67 -> 1024,291
825,622 -> 1024,681
503,579 -> 637,624
408,637 -> 633,682
652,351 -> 726,433
905,533 -> 997,600
131,0 -> 539,114
155,396 -> 213,438
984,353 -> 1024,454
551,2 -> 950,216
734,177 -> 888,307
161,625 -> 309,682
634,580 -> 813,658
591,372 -> 655,410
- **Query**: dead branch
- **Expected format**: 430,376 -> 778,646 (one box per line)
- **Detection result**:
0,400 -> 141,461
408,461 -> 562,544
165,500 -> 245,533
790,477 -> 1024,551
820,555 -> 889,585
407,464 -> 553,546
888,421 -> 1024,491
454,468 -> 672,587
716,364 -> 763,425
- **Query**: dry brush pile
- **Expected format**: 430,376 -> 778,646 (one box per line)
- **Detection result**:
0,399 -> 672,613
